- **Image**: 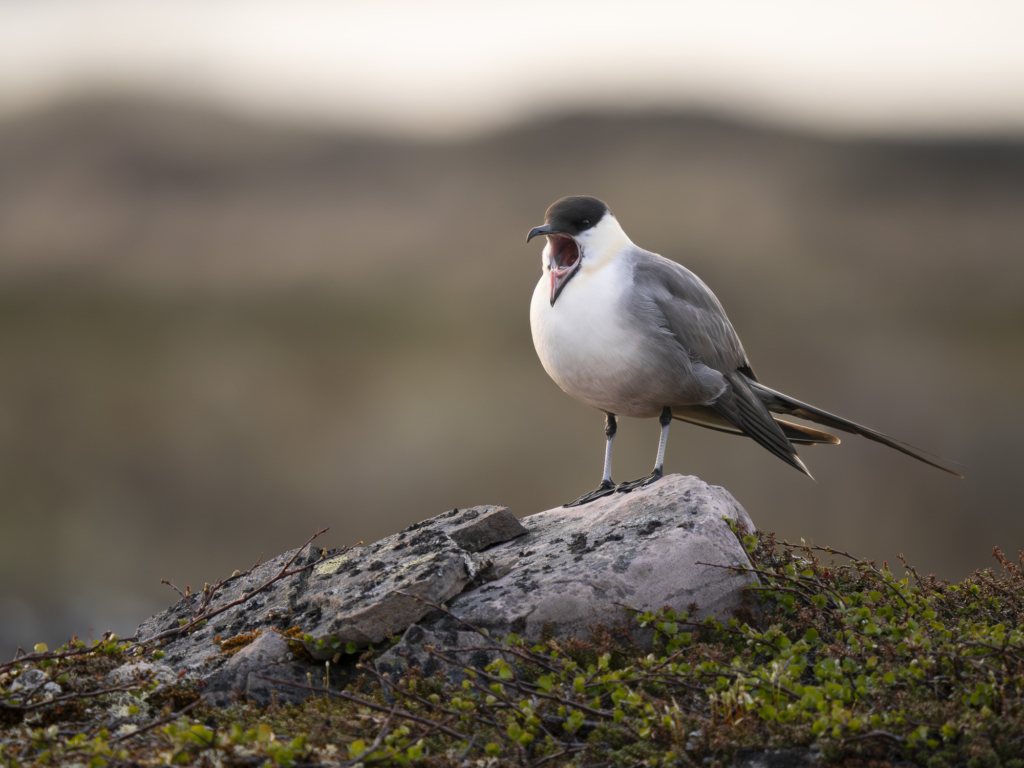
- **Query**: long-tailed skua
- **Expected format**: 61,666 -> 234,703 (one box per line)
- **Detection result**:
527,195 -> 962,507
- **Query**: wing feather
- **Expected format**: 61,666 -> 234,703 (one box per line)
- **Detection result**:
631,250 -> 752,378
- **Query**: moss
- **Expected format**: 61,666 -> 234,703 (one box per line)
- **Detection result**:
4,532 -> 1024,767
218,630 -> 263,656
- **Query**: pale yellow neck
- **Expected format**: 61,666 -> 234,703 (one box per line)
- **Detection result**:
579,216 -> 632,274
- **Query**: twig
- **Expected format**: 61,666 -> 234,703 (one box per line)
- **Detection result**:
1,632 -> 120,676
252,676 -> 474,745
110,695 -> 206,743
5,681 -> 148,713
340,704 -> 397,767
424,646 -> 614,719
160,581 -> 198,619
357,663 -> 495,725
391,590 -> 563,675
532,745 -> 590,766
696,560 -> 846,608
843,729 -> 905,744
140,528 -> 332,646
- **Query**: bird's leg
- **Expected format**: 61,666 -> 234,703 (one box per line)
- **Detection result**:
564,413 -> 618,507
617,407 -> 672,493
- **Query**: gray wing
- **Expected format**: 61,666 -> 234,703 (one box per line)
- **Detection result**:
631,249 -> 811,476
630,249 -> 752,378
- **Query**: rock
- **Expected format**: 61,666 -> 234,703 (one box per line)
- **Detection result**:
441,505 -> 528,552
386,475 -> 758,674
375,624 -> 487,688
302,505 -> 524,652
135,504 -> 527,703
135,545 -> 326,677
135,479 -> 757,705
8,669 -> 61,702
244,658 -> 324,708
203,631 -> 294,707
107,660 -> 177,686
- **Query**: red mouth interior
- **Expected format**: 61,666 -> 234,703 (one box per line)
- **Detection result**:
549,234 -> 580,272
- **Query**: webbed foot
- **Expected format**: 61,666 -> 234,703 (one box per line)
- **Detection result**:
563,479 -> 617,508
616,468 -> 664,494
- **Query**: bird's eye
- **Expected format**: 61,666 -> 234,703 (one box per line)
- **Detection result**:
581,219 -> 590,226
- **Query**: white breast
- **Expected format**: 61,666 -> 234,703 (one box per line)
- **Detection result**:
530,256 -> 656,417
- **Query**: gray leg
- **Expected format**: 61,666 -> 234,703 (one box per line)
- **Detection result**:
564,414 -> 618,507
602,412 -> 617,483
617,407 -> 672,493
653,406 -> 671,473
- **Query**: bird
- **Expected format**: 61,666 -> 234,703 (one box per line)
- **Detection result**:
527,195 -> 962,507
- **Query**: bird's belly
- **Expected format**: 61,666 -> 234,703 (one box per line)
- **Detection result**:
530,271 -> 671,418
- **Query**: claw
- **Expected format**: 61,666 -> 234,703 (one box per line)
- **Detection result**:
563,479 -> 617,508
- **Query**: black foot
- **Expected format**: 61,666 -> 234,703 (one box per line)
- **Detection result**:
616,469 -> 664,494
564,479 -> 617,508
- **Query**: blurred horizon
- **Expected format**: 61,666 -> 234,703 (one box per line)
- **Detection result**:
1,1 -> 1022,659
2,1 -> 1024,140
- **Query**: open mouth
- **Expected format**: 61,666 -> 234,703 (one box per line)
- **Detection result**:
549,234 -> 580,273
548,234 -> 582,305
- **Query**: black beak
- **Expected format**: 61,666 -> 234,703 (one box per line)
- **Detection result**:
527,223 -> 560,242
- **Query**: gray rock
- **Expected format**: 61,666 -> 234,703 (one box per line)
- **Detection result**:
375,624 -> 490,688
135,504 -> 527,700
442,505 -> 527,552
203,631 -> 293,706
244,659 -> 324,708
135,544 -> 325,677
303,505 -> 523,652
136,480 -> 757,704
390,475 -> 757,670
107,660 -> 177,686
8,669 -> 61,702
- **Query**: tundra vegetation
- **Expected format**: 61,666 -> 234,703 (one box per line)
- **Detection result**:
3,523 -> 1023,768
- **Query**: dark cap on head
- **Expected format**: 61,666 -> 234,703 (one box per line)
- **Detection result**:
526,195 -> 612,243
544,196 -> 610,236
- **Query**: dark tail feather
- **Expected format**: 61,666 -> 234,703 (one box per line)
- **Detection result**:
778,420 -> 841,445
671,406 -> 839,445
712,371 -> 813,478
747,380 -> 964,478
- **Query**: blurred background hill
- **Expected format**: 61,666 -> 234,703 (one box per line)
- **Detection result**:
1,1 -> 1022,657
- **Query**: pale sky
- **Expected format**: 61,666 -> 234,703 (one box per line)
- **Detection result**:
1,0 -> 1022,137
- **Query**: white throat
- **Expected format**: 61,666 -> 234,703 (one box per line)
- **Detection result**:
574,214 -> 632,272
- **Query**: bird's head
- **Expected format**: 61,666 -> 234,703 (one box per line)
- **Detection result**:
527,196 -> 626,306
